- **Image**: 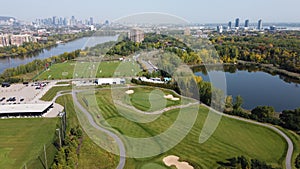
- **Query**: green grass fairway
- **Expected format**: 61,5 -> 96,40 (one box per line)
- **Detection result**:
0,118 -> 58,169
122,87 -> 191,112
36,60 -> 141,80
77,87 -> 288,169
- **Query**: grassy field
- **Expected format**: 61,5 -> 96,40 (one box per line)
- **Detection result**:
77,87 -> 288,169
36,60 -> 141,80
40,86 -> 72,101
276,126 -> 300,169
0,118 -> 58,169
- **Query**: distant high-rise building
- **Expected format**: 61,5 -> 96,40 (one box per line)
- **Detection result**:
235,18 -> 240,28
129,28 -> 145,43
228,21 -> 232,30
245,19 -> 249,28
258,19 -> 263,30
90,17 -> 94,25
217,26 -> 223,33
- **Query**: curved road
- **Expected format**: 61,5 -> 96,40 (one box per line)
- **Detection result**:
71,91 -> 126,169
51,85 -> 293,169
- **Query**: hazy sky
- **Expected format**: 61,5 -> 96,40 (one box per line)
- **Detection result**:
0,0 -> 299,23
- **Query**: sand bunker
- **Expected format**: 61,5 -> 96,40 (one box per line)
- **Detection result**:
164,94 -> 180,101
125,90 -> 134,94
163,155 -> 194,169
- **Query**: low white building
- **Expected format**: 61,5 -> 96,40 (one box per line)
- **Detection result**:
139,77 -> 164,84
96,78 -> 126,85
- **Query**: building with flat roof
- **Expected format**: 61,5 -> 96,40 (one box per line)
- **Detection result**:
129,28 -> 144,43
235,18 -> 240,29
258,19 -> 263,30
245,19 -> 249,28
95,78 -> 126,85
0,102 -> 53,117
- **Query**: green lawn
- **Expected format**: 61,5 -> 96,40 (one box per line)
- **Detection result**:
77,87 -> 288,169
0,118 -> 58,169
36,60 -> 141,80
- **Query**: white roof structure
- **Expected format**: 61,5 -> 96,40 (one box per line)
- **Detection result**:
0,102 -> 53,114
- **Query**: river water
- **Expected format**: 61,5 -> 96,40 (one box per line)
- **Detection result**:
195,66 -> 300,112
0,35 -> 118,73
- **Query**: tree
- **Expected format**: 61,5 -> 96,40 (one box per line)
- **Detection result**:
225,95 -> 233,109
296,153 -> 300,169
233,95 -> 243,110
251,106 -> 275,119
280,108 -> 300,132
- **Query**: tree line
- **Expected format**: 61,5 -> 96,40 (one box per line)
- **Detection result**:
0,50 -> 81,83
224,95 -> 300,134
211,31 -> 300,73
217,155 -> 280,169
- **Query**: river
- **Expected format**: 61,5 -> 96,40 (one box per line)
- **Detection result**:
0,35 -> 119,73
195,65 -> 300,112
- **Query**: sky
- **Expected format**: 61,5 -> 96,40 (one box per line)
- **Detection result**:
0,0 -> 299,23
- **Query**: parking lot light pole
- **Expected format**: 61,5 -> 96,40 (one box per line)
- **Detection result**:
56,128 -> 62,148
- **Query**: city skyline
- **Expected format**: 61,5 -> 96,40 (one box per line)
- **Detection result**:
0,0 -> 299,23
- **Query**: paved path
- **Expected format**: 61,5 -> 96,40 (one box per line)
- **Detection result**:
71,91 -> 126,169
52,84 -> 294,169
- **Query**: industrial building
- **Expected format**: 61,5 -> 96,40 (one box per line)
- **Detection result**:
0,102 -> 54,118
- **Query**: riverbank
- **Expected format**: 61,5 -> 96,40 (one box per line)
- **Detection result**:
237,60 -> 300,81
0,31 -> 94,59
190,60 -> 300,82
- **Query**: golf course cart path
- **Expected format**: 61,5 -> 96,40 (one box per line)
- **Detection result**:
71,91 -> 126,169
51,85 -> 293,169
201,104 -> 293,169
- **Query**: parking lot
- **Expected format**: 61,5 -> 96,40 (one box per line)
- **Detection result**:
0,81 -> 56,105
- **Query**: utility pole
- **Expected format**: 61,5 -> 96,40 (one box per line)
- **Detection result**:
56,128 -> 62,148
44,144 -> 48,169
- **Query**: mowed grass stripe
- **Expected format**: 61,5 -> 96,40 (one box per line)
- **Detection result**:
86,87 -> 287,168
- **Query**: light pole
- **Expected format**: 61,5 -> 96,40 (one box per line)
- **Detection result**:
56,128 -> 62,148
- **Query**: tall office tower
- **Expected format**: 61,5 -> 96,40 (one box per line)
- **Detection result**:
245,19 -> 249,28
235,18 -> 240,28
71,16 -> 76,26
258,19 -> 263,30
228,21 -> 232,29
90,17 -> 94,25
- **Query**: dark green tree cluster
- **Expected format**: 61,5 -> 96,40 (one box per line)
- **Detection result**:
51,126 -> 83,169
218,156 -> 279,169
212,31 -> 300,73
280,108 -> 300,132
224,95 -> 300,133
296,153 -> 300,169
